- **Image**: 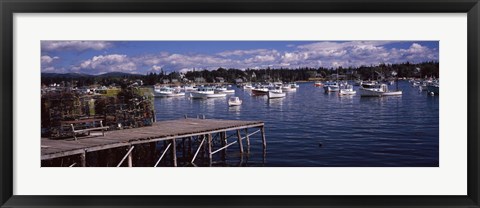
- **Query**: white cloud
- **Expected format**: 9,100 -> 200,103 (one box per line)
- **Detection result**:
151,65 -> 163,71
42,41 -> 113,51
41,55 -> 59,64
217,49 -> 278,57
73,54 -> 137,73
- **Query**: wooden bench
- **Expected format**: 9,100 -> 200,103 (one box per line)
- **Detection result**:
62,119 -> 109,140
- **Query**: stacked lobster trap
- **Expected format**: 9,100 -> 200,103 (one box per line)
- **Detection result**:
41,86 -> 155,139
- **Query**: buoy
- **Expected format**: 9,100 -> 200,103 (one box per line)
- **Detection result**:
318,143 -> 323,147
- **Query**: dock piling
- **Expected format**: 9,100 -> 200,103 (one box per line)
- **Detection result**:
245,128 -> 250,148
127,149 -> 133,167
207,134 -> 213,165
261,126 -> 267,150
236,130 -> 244,153
172,139 -> 177,167
80,151 -> 86,167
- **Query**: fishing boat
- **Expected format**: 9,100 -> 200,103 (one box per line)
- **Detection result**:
182,85 -> 196,92
243,84 -> 253,90
267,86 -> 286,99
358,83 -> 402,97
282,83 -> 297,92
154,87 -> 185,97
214,86 -> 235,94
314,81 -> 324,87
228,96 -> 242,106
268,90 -> 286,99
339,84 -> 356,96
251,85 -> 269,96
190,87 -> 227,99
323,82 -> 340,93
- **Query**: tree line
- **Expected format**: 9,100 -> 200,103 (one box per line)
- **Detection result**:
42,61 -> 439,87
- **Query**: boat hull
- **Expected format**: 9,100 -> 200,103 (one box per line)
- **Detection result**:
324,86 -> 340,92
359,88 -> 402,97
228,101 -> 242,106
251,89 -> 268,96
268,91 -> 286,99
339,90 -> 356,96
154,92 -> 185,97
190,92 -> 226,99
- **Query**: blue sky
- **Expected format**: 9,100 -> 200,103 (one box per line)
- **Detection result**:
41,41 -> 439,75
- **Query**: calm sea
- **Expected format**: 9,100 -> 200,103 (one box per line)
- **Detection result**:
154,80 -> 439,167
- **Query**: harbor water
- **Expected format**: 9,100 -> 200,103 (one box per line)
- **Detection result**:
154,80 -> 439,167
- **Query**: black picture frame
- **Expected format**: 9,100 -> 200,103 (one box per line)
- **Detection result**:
1,0 -> 479,207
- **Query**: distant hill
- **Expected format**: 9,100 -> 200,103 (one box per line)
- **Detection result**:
96,72 -> 144,78
41,72 -> 93,78
42,72 -> 144,78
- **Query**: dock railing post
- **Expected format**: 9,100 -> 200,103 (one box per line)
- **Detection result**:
245,128 -> 250,148
207,134 -> 213,165
236,130 -> 244,153
80,150 -> 86,167
127,147 -> 133,167
261,126 -> 266,150
172,139 -> 177,167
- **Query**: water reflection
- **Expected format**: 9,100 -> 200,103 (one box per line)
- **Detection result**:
228,105 -> 241,115
267,98 -> 284,107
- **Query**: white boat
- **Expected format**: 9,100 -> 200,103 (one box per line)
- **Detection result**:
323,82 -> 340,92
267,86 -> 286,99
154,87 -> 185,97
359,83 -> 402,97
228,96 -> 242,106
190,87 -> 227,99
339,85 -> 356,96
243,84 -> 253,90
268,91 -> 286,99
182,85 -> 196,92
214,86 -> 235,94
282,83 -> 297,92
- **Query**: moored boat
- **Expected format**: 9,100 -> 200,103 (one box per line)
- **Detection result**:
323,82 -> 340,92
214,86 -> 235,94
243,84 -> 253,90
282,83 -> 297,92
267,90 -> 286,99
228,96 -> 242,106
154,86 -> 185,97
359,83 -> 402,97
190,87 -> 227,99
251,85 -> 269,96
339,84 -> 356,96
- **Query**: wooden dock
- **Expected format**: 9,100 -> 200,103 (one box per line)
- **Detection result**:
41,118 -> 266,167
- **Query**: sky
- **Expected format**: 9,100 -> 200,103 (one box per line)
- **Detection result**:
41,41 -> 439,75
